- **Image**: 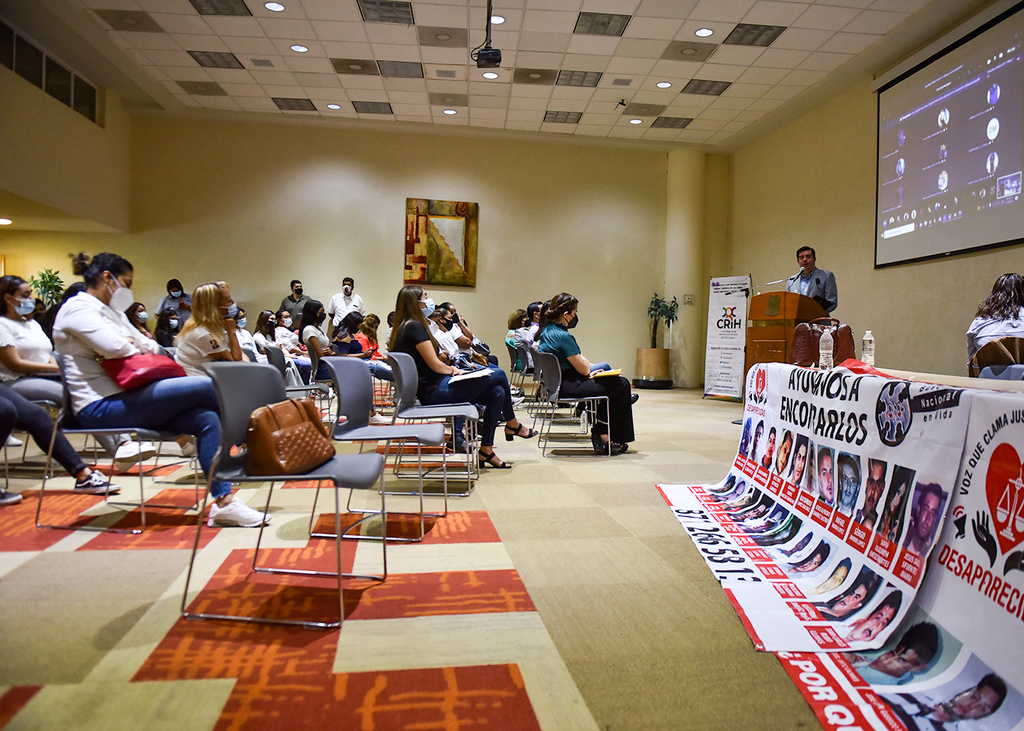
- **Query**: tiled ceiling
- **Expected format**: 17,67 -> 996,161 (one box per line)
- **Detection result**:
2,0 -> 993,148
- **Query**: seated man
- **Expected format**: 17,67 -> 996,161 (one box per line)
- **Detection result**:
439,301 -> 499,366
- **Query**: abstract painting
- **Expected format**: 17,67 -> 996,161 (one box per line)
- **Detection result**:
404,198 -> 478,287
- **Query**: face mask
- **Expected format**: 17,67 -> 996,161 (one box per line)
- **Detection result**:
224,302 -> 239,320
293,288 -> 303,297
137,311 -> 149,323
568,314 -> 579,329
282,316 -> 292,328
14,297 -> 35,317
169,290 -> 183,298
316,311 -> 326,324
421,298 -> 436,318
237,317 -> 247,329
343,285 -> 352,295
169,318 -> 179,329
107,277 -> 135,313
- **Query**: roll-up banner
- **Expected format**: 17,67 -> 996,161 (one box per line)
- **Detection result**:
704,275 -> 751,400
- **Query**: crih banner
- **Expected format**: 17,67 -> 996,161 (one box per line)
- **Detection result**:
704,274 -> 750,400
659,364 -> 1024,731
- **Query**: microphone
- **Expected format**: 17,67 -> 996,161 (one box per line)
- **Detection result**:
754,277 -> 790,296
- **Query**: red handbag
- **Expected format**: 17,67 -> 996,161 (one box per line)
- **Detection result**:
101,353 -> 187,389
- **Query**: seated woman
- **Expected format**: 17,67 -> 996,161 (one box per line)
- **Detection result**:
0,274 -> 152,465
125,302 -> 155,341
53,254 -> 267,528
299,299 -> 331,381
354,312 -> 392,374
232,307 -> 266,363
388,284 -> 535,469
537,293 -> 634,455
274,308 -> 312,381
0,384 -> 119,501
174,282 -> 242,377
153,310 -> 180,349
966,272 -> 1024,361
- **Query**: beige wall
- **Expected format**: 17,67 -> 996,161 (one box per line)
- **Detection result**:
3,116 -> 673,377
0,66 -> 132,232
730,80 -> 1024,377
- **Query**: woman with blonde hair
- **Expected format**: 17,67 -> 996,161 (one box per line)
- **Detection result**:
174,281 -> 241,377
389,284 -> 535,468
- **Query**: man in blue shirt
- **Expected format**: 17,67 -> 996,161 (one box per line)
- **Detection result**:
785,246 -> 838,313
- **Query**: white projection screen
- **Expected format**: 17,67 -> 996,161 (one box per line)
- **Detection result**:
876,3 -> 1024,267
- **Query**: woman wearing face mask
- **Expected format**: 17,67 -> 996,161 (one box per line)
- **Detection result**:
272,308 -> 312,383
537,293 -> 635,455
232,308 -> 265,364
54,254 -> 268,528
156,279 -> 192,326
125,302 -> 155,340
299,299 -> 331,381
173,282 -> 242,377
154,310 -> 180,348
389,284 -> 535,469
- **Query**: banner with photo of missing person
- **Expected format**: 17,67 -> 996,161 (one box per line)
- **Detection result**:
660,362 -> 973,654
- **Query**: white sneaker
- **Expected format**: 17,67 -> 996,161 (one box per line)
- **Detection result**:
207,498 -> 269,528
5,435 -> 23,447
180,440 -> 196,458
114,441 -> 157,465
368,413 -> 391,425
74,471 -> 120,495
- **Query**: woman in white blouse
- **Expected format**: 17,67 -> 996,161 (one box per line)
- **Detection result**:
298,299 -> 330,381
173,282 -> 241,377
54,255 -> 267,528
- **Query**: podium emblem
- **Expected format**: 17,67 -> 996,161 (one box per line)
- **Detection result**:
766,295 -> 781,317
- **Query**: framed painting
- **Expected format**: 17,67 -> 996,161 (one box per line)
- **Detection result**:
404,198 -> 478,287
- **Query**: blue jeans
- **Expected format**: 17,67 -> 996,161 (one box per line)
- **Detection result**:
368,360 -> 393,382
425,368 -> 515,448
590,362 -> 612,373
75,376 -> 230,498
292,357 -> 312,384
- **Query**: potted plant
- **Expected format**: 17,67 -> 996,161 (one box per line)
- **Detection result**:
28,268 -> 64,308
634,294 -> 678,389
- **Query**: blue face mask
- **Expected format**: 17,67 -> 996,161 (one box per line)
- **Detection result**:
225,302 -> 239,319
14,298 -> 35,316
237,317 -> 247,329
421,298 -> 436,318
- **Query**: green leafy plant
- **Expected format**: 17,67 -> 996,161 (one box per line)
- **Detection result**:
28,268 -> 64,309
647,293 -> 679,349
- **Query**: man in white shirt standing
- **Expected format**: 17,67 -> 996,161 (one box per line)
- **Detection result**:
327,277 -> 365,331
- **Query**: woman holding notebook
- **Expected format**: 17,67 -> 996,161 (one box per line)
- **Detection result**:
537,293 -> 635,455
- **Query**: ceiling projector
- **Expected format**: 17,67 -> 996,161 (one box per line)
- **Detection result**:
476,47 -> 501,68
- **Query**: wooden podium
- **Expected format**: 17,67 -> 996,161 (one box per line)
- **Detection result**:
744,292 -> 827,378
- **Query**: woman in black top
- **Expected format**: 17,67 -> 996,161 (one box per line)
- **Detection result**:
389,284 -> 535,468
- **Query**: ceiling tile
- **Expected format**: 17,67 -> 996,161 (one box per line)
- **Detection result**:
566,34 -> 621,55
218,81 -> 263,95
364,23 -> 418,44
300,0 -> 364,22
232,95 -> 279,110
141,49 -> 197,66
735,65 -> 787,84
469,106 -> 507,118
202,16 -> 264,36
469,94 -> 509,109
650,58 -> 704,78
708,45 -> 765,66
521,10 -> 578,33
742,1 -> 809,26
248,69 -> 295,83
371,43 -> 421,62
634,0 -> 700,20
390,102 -> 431,115
762,84 -> 802,99
754,47 -> 810,68
413,4 -> 469,26
770,27 -> 832,51
605,55 -> 656,74
616,38 -> 670,57
294,71 -> 341,87
798,51 -> 852,71
819,32 -> 879,55
148,12 -> 214,34
623,16 -> 683,40
309,21 -> 368,42
222,36 -> 278,54
282,55 -> 334,72
694,63 -> 745,81
337,75 -> 386,91
387,89 -> 429,104
691,0 -> 756,23
382,78 -> 428,93
520,32 -> 572,53
843,9 -> 908,35
320,41 -> 374,57
792,5 -> 860,31
780,67 -> 827,86
515,51 -> 565,67
257,17 -> 317,39
508,96 -> 550,110
721,81 -> 771,97
175,33 -> 232,51
420,47 -> 468,64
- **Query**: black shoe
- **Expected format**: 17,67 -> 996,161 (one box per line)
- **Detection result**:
592,433 -> 609,454
630,393 -> 639,404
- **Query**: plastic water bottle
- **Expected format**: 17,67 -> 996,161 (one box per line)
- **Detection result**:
862,330 -> 875,367
819,328 -> 834,370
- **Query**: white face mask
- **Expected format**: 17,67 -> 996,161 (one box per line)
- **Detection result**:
169,318 -> 179,329
282,316 -> 292,328
107,276 -> 135,314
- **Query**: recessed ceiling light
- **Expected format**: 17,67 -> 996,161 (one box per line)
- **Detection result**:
122,17 -> 138,25
443,108 -> 457,115
656,81 -> 672,88
435,33 -> 450,41
290,44 -> 308,53
264,2 -> 285,10
629,118 -> 643,124
482,71 -> 498,79
491,15 -> 504,24
0,218 -> 12,225
349,63 -> 362,70
326,103 -> 341,109
529,73 -> 541,79
695,28 -> 713,37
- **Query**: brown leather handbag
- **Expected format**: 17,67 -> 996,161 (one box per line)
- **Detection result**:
790,318 -> 856,367
246,398 -> 335,476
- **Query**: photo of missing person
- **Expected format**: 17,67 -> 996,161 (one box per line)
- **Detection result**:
752,514 -> 803,546
787,434 -> 810,490
814,565 -> 883,621
856,458 -> 887,530
761,426 -> 777,470
720,487 -> 762,512
710,477 -> 748,504
775,429 -> 793,475
845,587 -> 903,643
881,654 -> 1022,731
739,504 -> 790,535
786,539 -> 832,576
807,557 -> 851,595
749,420 -> 765,463
778,530 -> 814,558
707,472 -> 737,496
739,418 -> 753,458
836,452 -> 861,516
902,482 -> 948,558
848,621 -> 940,685
816,446 -> 835,506
879,466 -> 916,543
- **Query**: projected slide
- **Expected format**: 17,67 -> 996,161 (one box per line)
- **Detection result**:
876,8 -> 1024,266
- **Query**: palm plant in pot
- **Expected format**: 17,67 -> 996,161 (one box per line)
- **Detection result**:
634,294 -> 678,389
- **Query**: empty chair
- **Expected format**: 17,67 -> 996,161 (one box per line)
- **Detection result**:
180,362 -> 386,630
532,351 -> 610,457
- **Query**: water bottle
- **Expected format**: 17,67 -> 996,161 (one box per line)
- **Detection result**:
819,328 -> 834,370
862,330 -> 875,366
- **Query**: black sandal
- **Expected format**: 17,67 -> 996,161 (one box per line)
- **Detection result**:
479,451 -> 512,469
504,423 -> 539,441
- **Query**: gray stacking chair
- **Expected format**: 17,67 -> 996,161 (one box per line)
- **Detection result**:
180,362 -> 386,630
532,351 -> 610,457
261,343 -> 330,399
309,356 -> 447,542
386,352 -> 481,496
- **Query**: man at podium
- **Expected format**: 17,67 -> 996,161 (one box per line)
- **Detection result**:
785,246 -> 838,314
